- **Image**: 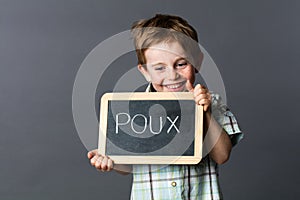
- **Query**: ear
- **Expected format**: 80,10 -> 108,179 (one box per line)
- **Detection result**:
194,52 -> 204,73
138,64 -> 151,82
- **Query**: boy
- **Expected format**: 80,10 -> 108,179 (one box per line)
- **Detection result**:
88,14 -> 243,199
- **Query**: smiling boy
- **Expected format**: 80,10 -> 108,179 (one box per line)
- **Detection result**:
139,41 -> 195,92
88,14 -> 243,199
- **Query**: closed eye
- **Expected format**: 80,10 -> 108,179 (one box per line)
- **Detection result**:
176,62 -> 188,68
155,66 -> 166,71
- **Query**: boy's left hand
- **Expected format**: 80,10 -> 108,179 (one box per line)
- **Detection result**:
186,80 -> 211,112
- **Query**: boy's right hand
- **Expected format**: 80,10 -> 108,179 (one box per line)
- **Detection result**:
87,149 -> 114,172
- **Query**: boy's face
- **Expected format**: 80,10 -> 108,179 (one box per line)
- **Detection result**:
138,41 -> 199,92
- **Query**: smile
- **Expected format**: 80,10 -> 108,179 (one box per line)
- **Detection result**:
164,81 -> 185,89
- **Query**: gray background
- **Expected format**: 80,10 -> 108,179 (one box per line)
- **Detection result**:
1,0 -> 299,199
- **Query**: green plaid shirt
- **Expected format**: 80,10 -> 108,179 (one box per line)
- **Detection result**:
130,84 -> 243,200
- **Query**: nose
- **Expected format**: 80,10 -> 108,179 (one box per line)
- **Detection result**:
166,68 -> 179,81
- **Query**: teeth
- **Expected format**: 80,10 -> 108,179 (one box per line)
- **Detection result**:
166,83 -> 182,89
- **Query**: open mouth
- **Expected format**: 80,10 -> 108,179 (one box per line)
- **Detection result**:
163,81 -> 186,91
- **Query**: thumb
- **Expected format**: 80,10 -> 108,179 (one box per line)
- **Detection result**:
87,149 -> 98,159
185,80 -> 194,92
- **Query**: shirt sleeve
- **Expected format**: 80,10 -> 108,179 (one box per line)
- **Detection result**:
210,93 -> 244,146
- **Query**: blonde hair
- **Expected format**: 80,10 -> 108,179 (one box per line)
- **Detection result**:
131,14 -> 201,68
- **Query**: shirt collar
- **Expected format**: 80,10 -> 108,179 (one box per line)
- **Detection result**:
145,83 -> 157,93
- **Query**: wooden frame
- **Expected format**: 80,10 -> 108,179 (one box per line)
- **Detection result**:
98,92 -> 203,164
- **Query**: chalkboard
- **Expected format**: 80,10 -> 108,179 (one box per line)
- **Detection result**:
98,92 -> 203,164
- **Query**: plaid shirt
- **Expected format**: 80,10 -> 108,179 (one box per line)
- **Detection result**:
130,84 -> 243,200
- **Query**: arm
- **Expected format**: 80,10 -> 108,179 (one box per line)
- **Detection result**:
187,82 -> 232,164
87,149 -> 132,175
203,111 -> 232,164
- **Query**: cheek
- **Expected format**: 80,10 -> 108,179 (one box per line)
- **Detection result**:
151,80 -> 164,91
188,73 -> 195,83
149,73 -> 164,84
152,83 -> 164,92
181,67 -> 195,82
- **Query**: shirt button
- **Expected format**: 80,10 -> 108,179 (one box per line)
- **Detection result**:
171,181 -> 177,187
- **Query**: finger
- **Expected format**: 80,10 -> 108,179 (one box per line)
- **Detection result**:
194,90 -> 208,98
194,94 -> 210,103
106,158 -> 114,171
203,105 -> 209,112
194,83 -> 201,90
197,98 -> 210,105
87,152 -> 92,159
185,80 -> 194,92
90,154 -> 100,166
101,156 -> 109,171
195,84 -> 208,92
95,155 -> 104,169
197,99 -> 211,111
87,149 -> 97,159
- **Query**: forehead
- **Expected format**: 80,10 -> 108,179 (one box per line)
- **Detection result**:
144,42 -> 188,63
